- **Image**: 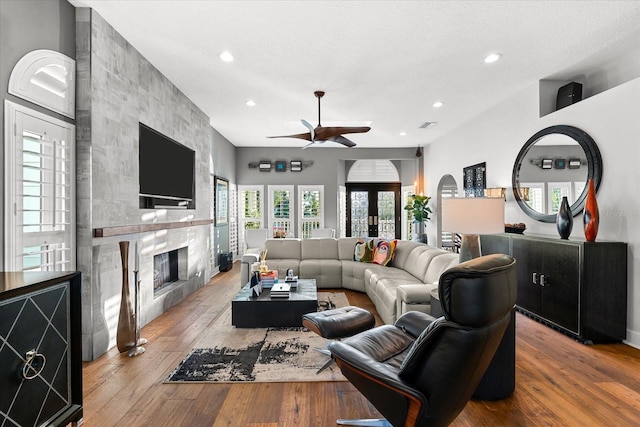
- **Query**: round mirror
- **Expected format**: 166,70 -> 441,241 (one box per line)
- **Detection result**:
512,125 -> 602,223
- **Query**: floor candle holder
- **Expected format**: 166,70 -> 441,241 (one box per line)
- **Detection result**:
128,269 -> 146,357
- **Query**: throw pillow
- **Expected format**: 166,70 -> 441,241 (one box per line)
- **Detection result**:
354,238 -> 375,262
372,239 -> 397,266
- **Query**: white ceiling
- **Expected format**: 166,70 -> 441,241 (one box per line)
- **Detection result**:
68,0 -> 640,149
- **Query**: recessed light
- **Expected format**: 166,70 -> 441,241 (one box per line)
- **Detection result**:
432,101 -> 444,108
400,131 -> 407,136
219,51 -> 234,63
245,100 -> 256,107
484,53 -> 502,64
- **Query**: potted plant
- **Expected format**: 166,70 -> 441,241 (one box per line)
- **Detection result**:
404,194 -> 432,243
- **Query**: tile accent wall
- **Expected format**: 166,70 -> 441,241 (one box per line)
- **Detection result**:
76,9 -> 213,361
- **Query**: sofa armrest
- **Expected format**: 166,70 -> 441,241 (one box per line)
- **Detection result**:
397,284 -> 437,304
240,252 -> 261,287
396,284 -> 438,318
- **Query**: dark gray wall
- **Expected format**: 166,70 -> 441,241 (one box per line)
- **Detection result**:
211,128 -> 236,257
0,0 -> 76,270
235,146 -> 416,232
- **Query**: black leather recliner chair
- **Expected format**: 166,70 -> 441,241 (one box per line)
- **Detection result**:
328,253 -> 517,427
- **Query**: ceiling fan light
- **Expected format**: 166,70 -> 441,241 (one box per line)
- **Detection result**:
245,99 -> 256,107
432,101 -> 444,108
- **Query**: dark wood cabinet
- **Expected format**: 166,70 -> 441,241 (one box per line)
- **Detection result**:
481,234 -> 627,343
1,271 -> 83,426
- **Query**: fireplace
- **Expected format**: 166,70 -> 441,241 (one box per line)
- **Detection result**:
153,247 -> 188,295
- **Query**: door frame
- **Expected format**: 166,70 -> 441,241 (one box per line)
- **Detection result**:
345,182 -> 401,238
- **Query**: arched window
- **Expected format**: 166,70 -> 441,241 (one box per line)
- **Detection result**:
8,49 -> 75,119
347,160 -> 399,182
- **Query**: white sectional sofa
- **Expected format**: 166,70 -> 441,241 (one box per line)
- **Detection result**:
243,237 -> 459,325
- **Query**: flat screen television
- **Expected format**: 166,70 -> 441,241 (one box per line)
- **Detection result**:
139,123 -> 195,209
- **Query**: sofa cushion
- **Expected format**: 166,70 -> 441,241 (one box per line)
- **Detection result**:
340,260 -> 370,293
302,238 -> 339,259
391,240 -> 425,269
372,239 -> 397,266
300,259 -> 343,288
266,260 -> 301,280
423,252 -> 460,284
264,238 -> 302,260
338,237 -> 362,261
401,246 -> 446,281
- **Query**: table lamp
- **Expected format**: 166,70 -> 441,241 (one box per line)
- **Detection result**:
441,197 -> 505,262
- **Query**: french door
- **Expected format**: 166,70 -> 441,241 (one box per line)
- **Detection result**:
346,183 -> 400,239
4,101 -> 75,271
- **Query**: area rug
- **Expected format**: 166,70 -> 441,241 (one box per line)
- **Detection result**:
165,292 -> 349,383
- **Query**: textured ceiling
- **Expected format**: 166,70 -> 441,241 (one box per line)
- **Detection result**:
68,0 -> 640,149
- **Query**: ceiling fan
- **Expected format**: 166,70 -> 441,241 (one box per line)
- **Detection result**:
268,90 -> 370,149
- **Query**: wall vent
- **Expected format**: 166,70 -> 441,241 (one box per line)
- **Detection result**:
419,121 -> 438,129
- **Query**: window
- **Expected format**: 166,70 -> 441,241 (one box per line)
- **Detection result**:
4,101 -> 75,271
8,50 -> 75,119
229,183 -> 238,255
401,186 -> 414,240
298,185 -> 324,238
347,160 -> 399,182
521,182 -> 545,214
547,182 -> 571,214
268,185 -> 293,238
338,185 -> 346,238
238,185 -> 263,252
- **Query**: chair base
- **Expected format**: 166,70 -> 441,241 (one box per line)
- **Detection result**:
314,347 -> 333,373
337,419 -> 391,427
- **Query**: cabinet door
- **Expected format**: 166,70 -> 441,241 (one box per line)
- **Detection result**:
511,238 -> 542,314
540,243 -> 580,333
1,283 -> 71,426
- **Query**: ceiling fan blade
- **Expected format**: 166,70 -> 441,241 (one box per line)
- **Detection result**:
314,126 -> 370,140
301,119 -> 315,141
301,140 -> 318,150
327,135 -> 357,148
330,126 -> 371,135
267,132 -> 312,141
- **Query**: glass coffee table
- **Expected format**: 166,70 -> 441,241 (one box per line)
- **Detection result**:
231,278 -> 317,328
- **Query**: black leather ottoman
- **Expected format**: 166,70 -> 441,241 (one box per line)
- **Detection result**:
302,306 -> 375,338
302,306 -> 375,373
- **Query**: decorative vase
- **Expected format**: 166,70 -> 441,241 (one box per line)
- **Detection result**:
583,178 -> 599,242
259,260 -> 269,273
556,196 -> 573,239
117,241 -> 137,353
412,221 -> 428,244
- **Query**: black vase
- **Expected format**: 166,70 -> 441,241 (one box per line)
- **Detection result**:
556,196 -> 573,239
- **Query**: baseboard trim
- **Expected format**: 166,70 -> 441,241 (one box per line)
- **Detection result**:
624,328 -> 640,350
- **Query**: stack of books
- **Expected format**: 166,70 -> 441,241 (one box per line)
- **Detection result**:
284,275 -> 298,290
260,271 -> 278,289
270,283 -> 291,298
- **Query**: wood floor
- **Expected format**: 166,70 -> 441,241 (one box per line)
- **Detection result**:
81,262 -> 640,426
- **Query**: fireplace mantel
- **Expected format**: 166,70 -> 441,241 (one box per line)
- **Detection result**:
93,219 -> 213,238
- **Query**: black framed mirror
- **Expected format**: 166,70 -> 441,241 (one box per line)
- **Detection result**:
512,125 -> 602,223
